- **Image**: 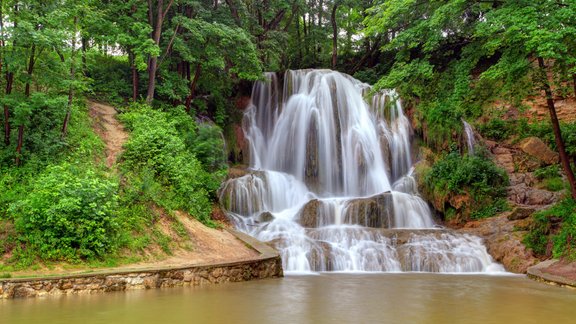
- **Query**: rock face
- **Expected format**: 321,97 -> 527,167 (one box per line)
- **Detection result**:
519,137 -> 559,165
298,199 -> 323,228
458,213 -> 539,273
507,184 -> 560,205
343,193 -> 395,228
297,193 -> 395,228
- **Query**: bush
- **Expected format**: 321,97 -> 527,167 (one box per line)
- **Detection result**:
524,198 -> 576,260
424,151 -> 509,221
85,51 -> 133,104
478,118 -> 512,141
120,105 -> 226,225
10,163 -> 119,261
534,165 -> 560,180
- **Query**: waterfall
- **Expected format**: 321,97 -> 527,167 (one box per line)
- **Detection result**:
220,69 -> 503,273
462,120 -> 476,155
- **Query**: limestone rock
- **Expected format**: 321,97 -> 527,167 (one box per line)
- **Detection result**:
343,193 -> 394,228
494,151 -> 515,173
519,137 -> 559,165
507,206 -> 536,221
298,199 -> 322,228
508,185 -> 559,206
258,211 -> 274,223
458,213 -> 539,273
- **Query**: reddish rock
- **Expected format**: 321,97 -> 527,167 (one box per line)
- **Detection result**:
458,213 -> 539,273
519,137 -> 559,165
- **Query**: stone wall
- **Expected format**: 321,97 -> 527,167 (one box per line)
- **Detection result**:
0,230 -> 283,299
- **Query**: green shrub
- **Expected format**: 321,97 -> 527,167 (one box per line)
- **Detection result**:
534,165 -> 566,192
524,198 -> 576,260
424,151 -> 509,220
120,105 -> 226,225
86,51 -> 132,105
478,118 -> 512,141
541,178 -> 566,192
534,165 -> 560,180
10,163 -> 119,261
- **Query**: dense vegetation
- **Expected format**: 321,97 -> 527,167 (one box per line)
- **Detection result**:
422,150 -> 509,223
0,0 -> 575,268
524,198 -> 576,260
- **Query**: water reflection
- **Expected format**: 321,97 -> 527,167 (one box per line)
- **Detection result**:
2,274 -> 575,324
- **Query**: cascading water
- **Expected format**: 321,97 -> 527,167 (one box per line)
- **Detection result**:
463,120 -> 476,155
221,69 -> 503,273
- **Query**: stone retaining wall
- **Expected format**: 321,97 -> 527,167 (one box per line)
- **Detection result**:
0,230 -> 283,299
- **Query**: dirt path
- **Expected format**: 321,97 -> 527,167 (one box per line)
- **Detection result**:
89,101 -> 129,168
113,212 -> 260,271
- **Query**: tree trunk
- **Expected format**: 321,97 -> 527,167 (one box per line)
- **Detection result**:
225,0 -> 242,27
24,44 -> 35,97
302,12 -> 308,59
62,16 -> 78,137
331,3 -> 338,69
1,2 -> 9,146
15,125 -> 23,165
573,73 -> 576,98
318,0 -> 323,26
3,102 -> 8,145
184,63 -> 201,113
538,57 -> 576,200
16,45 -> 36,165
296,9 -> 302,65
128,50 -> 138,101
81,36 -> 88,75
2,73 -> 12,146
146,0 -> 173,104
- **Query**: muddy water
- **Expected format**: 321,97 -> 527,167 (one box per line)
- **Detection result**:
2,274 -> 575,324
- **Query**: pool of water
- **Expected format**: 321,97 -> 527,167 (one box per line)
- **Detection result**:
2,273 -> 575,324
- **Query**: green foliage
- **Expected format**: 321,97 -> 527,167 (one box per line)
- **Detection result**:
541,178 -> 566,192
470,198 -> 509,221
85,51 -> 133,104
534,165 -> 566,192
424,151 -> 509,221
120,104 -> 226,225
10,163 -> 119,261
192,124 -> 228,173
525,198 -> 576,260
426,152 -> 508,198
478,118 -> 513,142
364,0 -> 576,151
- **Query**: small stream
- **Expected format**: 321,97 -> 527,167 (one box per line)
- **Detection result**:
2,274 -> 575,324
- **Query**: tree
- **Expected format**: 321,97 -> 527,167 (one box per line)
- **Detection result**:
364,0 -> 576,199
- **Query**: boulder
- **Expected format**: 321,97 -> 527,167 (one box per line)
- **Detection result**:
343,193 -> 395,228
493,151 -> 515,173
519,137 -> 559,165
507,184 -> 557,206
297,199 -> 323,228
258,211 -> 275,223
507,206 -> 536,221
525,189 -> 558,205
297,193 -> 395,228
